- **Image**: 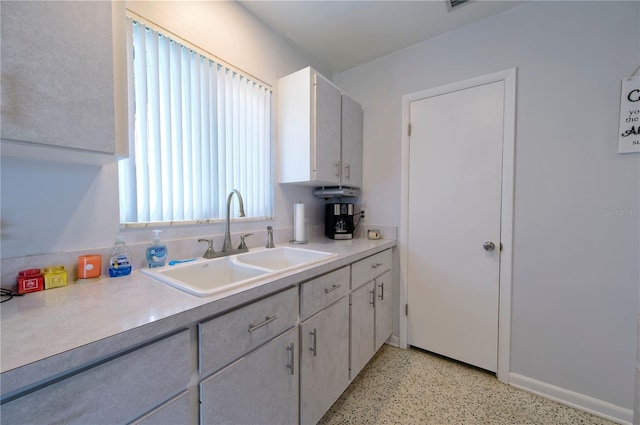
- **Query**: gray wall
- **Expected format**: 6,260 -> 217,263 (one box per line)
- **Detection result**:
334,0 -> 639,413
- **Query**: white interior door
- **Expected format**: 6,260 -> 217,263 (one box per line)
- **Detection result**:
407,81 -> 505,372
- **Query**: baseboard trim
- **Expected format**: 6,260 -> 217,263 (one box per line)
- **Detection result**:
385,335 -> 400,347
509,373 -> 633,425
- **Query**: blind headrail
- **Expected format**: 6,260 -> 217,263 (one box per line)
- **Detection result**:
125,9 -> 273,91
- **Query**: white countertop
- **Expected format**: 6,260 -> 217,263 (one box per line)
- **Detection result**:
0,238 -> 395,379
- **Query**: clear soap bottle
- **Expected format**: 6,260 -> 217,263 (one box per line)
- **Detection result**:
108,235 -> 132,277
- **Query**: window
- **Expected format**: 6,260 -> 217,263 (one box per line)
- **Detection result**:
119,15 -> 273,224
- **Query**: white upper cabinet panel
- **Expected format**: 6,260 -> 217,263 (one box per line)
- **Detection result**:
313,73 -> 342,184
1,1 -> 128,163
340,93 -> 363,188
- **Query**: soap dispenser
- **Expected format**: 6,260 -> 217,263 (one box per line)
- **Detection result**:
109,235 -> 132,277
146,230 -> 167,268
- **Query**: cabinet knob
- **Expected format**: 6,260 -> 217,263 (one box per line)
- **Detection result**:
483,241 -> 496,252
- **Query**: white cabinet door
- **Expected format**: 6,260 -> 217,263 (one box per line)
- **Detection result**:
313,73 -> 342,184
1,1 -> 127,161
375,270 -> 393,351
300,297 -> 349,425
340,94 -> 363,187
349,280 -> 375,380
199,327 -> 299,425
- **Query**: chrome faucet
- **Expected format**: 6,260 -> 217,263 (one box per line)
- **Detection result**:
222,189 -> 246,253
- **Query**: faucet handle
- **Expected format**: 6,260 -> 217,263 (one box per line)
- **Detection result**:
198,238 -> 216,258
266,226 -> 275,249
238,233 -> 253,250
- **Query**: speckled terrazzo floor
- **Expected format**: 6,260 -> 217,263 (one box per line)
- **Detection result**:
319,345 -> 615,425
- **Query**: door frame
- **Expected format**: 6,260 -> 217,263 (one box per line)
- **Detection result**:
399,68 -> 516,383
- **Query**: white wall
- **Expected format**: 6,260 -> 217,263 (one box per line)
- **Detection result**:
0,0 -> 329,260
334,0 -> 639,415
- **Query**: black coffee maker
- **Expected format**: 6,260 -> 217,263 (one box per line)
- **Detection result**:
325,203 -> 355,239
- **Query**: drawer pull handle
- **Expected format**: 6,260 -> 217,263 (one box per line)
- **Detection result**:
248,315 -> 278,333
287,343 -> 295,375
324,284 -> 342,294
310,328 -> 318,357
378,281 -> 384,301
372,262 -> 383,269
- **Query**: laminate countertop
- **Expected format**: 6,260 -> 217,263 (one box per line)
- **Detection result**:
0,238 -> 396,392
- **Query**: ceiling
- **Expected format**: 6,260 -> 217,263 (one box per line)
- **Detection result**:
239,0 -> 524,75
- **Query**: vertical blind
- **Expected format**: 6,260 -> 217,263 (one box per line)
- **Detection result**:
119,17 -> 273,224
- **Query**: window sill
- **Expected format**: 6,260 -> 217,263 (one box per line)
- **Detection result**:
120,216 -> 274,229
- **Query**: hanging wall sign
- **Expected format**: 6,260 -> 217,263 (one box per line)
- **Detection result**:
619,75 -> 640,153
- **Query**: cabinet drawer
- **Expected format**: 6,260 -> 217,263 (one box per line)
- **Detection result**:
1,330 -> 190,425
351,249 -> 392,289
199,286 -> 298,375
300,266 -> 349,320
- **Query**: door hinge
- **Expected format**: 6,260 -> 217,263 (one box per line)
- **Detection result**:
405,304 -> 409,316
408,123 -> 412,136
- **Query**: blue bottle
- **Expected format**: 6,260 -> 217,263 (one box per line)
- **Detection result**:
109,235 -> 132,277
146,230 -> 167,268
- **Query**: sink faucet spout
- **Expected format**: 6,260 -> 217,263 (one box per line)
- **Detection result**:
222,189 -> 245,253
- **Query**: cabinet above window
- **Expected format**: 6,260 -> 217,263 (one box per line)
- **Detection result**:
0,1 -> 128,164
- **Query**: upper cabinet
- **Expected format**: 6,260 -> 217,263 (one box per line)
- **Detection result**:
0,1 -> 128,164
278,67 -> 363,188
340,93 -> 363,188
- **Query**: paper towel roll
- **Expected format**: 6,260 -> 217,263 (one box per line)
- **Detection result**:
294,202 -> 306,242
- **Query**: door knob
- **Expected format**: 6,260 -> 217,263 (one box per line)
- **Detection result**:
483,241 -> 496,252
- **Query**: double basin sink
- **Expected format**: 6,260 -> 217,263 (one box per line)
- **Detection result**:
141,246 -> 338,297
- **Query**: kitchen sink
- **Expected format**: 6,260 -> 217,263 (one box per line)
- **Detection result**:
141,246 -> 337,297
141,256 -> 271,297
235,246 -> 337,271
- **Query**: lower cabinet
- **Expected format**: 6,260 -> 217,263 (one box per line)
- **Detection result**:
349,249 -> 394,381
0,248 -> 394,425
199,327 -> 299,425
300,296 -> 350,425
349,280 -> 376,380
1,330 -> 190,425
375,270 -> 393,351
